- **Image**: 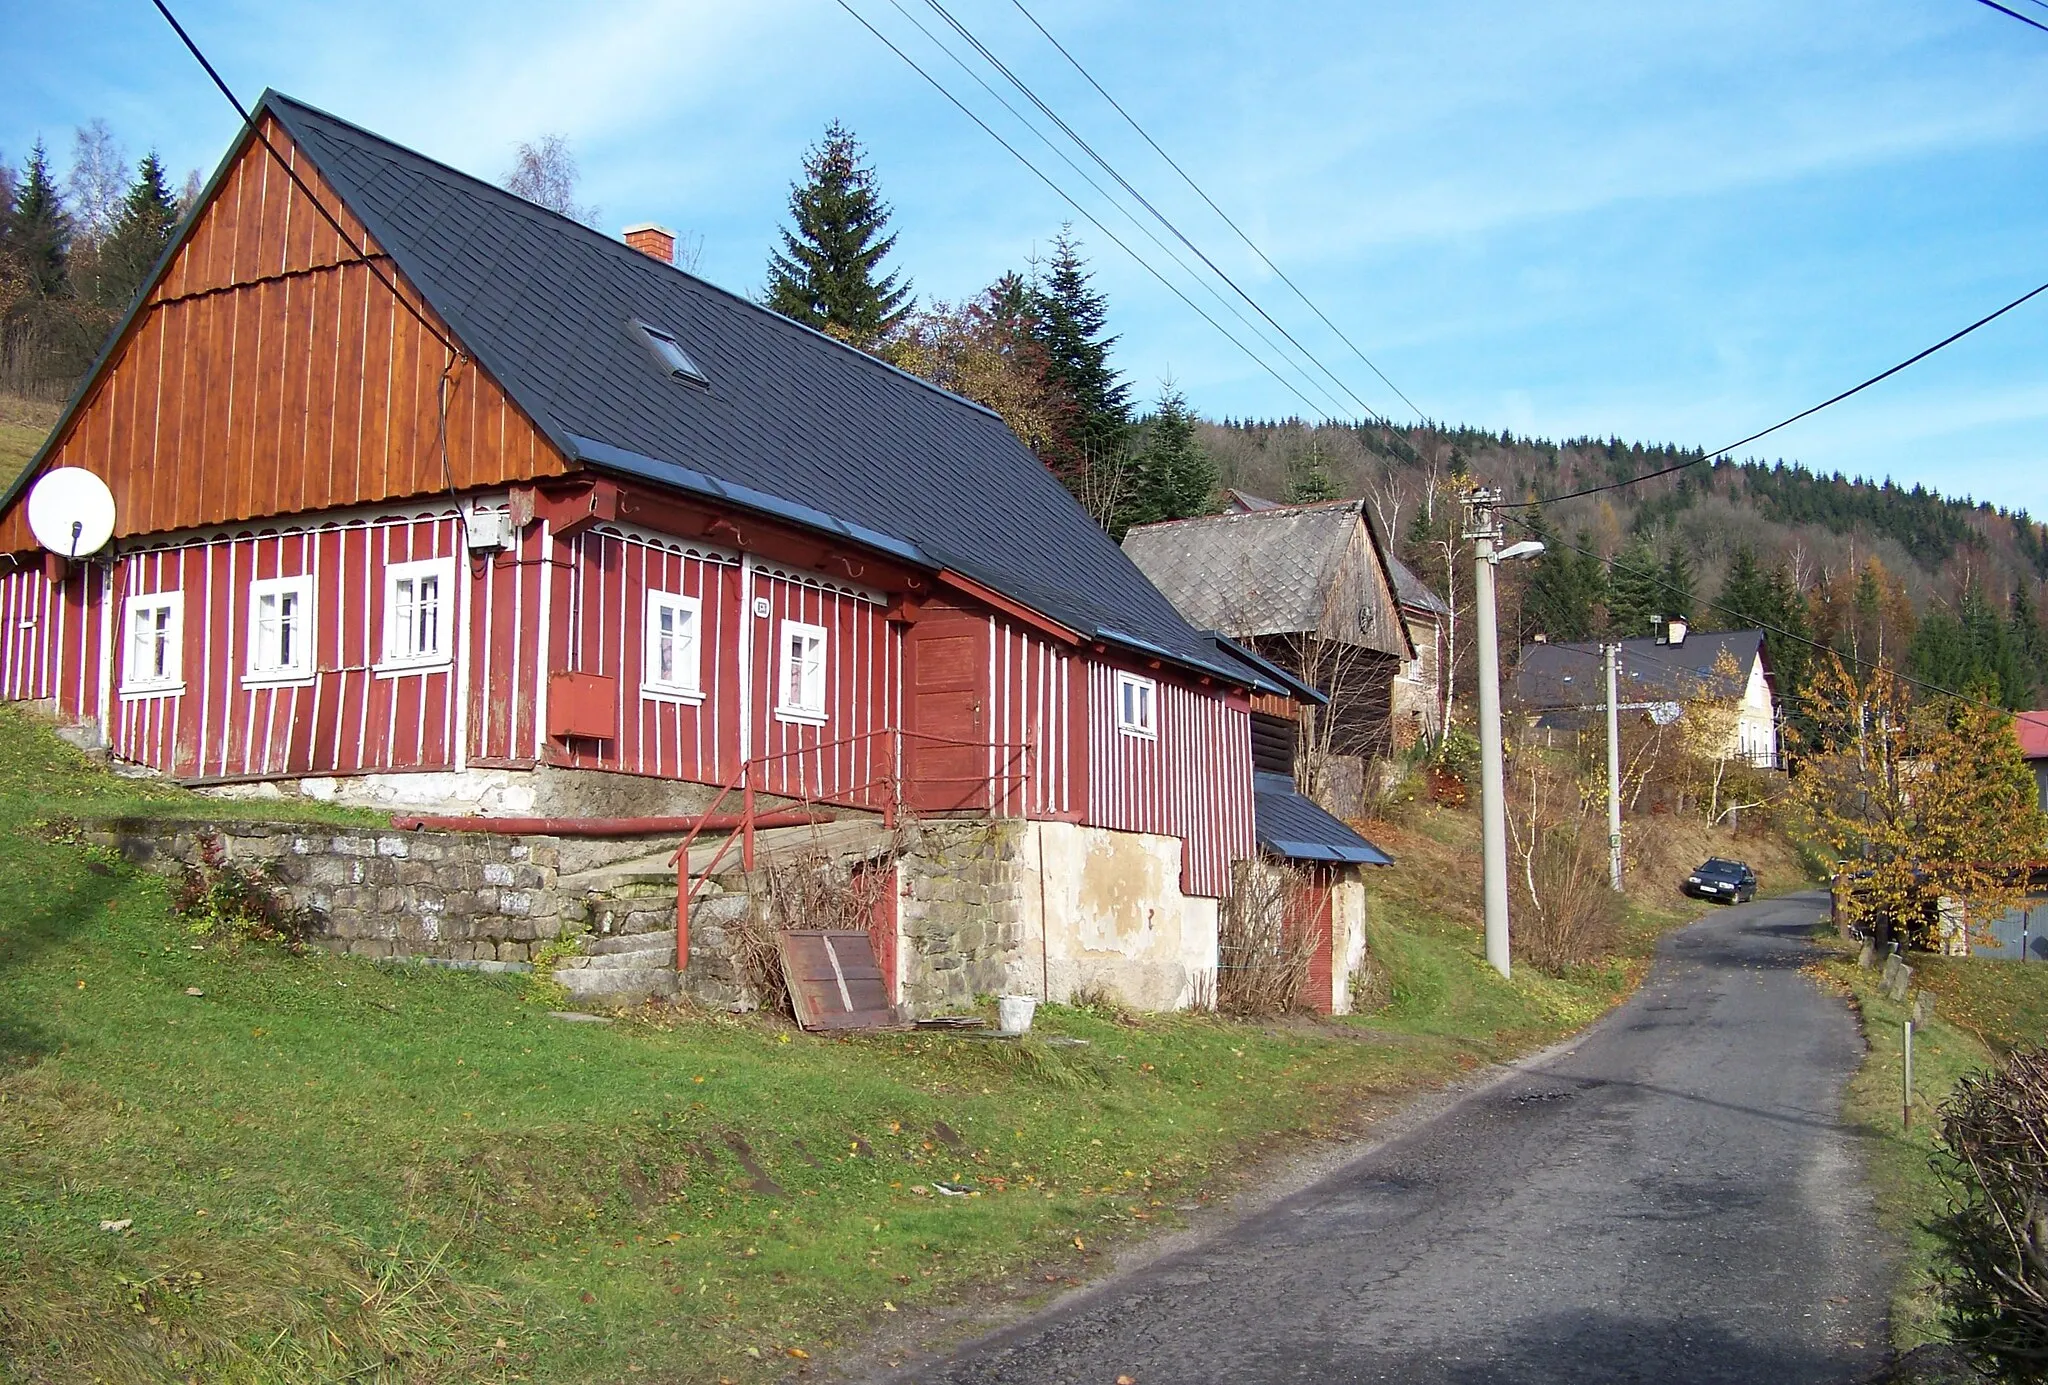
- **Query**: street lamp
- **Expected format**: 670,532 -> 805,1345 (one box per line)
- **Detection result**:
1464,489 -> 1543,980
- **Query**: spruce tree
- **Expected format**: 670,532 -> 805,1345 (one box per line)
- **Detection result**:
1522,513 -> 1606,641
1660,546 -> 1696,622
1124,385 -> 1217,529
763,122 -> 913,349
1606,535 -> 1664,637
1031,228 -> 1129,459
1285,443 -> 1340,503
2011,582 -> 2048,697
1711,544 -> 1771,630
5,142 -> 71,296
92,153 -> 180,311
1764,563 -> 1814,725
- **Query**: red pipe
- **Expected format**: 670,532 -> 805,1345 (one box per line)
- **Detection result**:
390,810 -> 828,836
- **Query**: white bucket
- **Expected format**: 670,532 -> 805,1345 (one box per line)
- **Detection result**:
996,994 -> 1038,1035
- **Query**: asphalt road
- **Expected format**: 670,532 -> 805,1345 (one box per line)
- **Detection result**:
900,890 -> 1890,1384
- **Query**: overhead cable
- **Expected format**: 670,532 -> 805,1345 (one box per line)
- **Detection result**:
878,0 -> 1352,418
148,0 -> 462,358
1971,0 -> 2048,33
924,0 -> 1396,425
1502,274 -> 2048,509
830,0 -> 1344,421
1008,0 -> 1426,422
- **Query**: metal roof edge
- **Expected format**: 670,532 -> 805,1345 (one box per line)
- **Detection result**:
565,434 -> 931,568
1208,632 -> 1328,706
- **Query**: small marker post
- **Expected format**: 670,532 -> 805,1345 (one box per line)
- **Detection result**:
1903,1020 -> 1915,1131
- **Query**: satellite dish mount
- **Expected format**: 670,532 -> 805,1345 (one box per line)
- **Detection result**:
25,469 -> 117,576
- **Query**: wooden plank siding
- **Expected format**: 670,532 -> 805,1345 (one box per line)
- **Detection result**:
0,557 -> 104,717
0,116 -> 569,555
107,509 -> 471,778
0,504 -> 553,781
1084,661 -> 1256,900
552,524 -> 746,786
898,596 -> 1079,819
746,561 -> 898,810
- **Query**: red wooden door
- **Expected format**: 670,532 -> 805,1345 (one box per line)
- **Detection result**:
902,604 -> 989,812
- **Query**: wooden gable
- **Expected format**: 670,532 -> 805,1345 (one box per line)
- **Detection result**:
0,114 -> 571,554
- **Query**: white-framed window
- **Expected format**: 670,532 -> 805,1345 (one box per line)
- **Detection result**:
245,574 -> 314,684
379,556 -> 455,671
642,591 -> 703,701
1115,671 -> 1157,738
121,591 -> 184,696
776,620 -> 828,723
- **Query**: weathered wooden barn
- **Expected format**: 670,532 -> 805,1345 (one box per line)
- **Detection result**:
0,92 -> 1384,1012
1122,497 -> 1416,817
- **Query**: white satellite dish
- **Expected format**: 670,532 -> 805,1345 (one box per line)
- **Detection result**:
27,468 -> 116,558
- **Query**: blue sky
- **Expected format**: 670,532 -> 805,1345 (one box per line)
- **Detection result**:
8,0 -> 2048,511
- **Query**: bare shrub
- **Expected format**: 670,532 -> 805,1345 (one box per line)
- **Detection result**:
1068,981 -> 1140,1026
1506,749 -> 1620,972
1216,864 -> 1319,1016
726,843 -> 895,1016
1934,1046 -> 2048,1378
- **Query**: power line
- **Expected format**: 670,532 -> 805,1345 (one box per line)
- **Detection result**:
1008,0 -> 1426,422
923,0 -> 1397,426
878,0 -> 1352,419
1502,513 -> 2010,713
829,0 -> 1344,421
148,0 -> 462,360
1972,0 -> 2048,33
1503,273 -> 2048,509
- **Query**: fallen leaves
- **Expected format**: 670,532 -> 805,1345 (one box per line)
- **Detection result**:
98,1218 -> 131,1233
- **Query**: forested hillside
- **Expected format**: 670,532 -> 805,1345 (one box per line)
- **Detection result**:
1198,418 -> 2048,714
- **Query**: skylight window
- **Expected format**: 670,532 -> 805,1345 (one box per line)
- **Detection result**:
630,319 -> 708,385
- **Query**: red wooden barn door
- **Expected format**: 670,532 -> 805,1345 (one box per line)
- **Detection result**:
901,602 -> 989,813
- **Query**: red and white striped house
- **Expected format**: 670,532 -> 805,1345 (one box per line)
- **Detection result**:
0,94 -> 1388,1009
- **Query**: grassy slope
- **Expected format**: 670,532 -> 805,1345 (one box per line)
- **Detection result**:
1823,944 -> 2048,1351
0,393 -> 59,495
0,711 -> 1749,1383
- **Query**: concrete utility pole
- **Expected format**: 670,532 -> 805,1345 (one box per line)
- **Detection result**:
1606,642 -> 1624,892
1464,489 -> 1544,980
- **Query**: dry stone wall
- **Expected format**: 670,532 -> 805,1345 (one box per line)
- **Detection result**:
83,818 -> 566,962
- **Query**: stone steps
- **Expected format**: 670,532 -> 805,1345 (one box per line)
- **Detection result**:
554,965 -> 676,1006
581,929 -> 678,957
555,848 -> 683,897
562,940 -> 675,970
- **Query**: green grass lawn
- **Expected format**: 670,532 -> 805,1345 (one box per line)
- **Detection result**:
0,709 -> 1709,1383
0,393 -> 58,495
1824,942 -> 2048,1353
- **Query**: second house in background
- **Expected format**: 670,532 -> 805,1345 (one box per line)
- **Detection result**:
1123,492 -> 1437,817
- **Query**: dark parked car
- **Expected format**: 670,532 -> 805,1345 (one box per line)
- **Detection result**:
1684,858 -> 1757,904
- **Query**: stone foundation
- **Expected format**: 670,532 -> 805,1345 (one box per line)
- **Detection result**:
86,813 -> 1244,1016
83,818 -> 568,962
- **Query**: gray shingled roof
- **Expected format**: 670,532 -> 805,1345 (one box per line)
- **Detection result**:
1254,773 -> 1393,865
252,93 -> 1264,688
1120,501 -> 1410,657
1387,552 -> 1451,618
1511,630 -> 1770,710
1223,490 -> 1449,619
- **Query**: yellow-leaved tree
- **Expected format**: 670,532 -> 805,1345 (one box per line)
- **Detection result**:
1793,655 -> 2048,948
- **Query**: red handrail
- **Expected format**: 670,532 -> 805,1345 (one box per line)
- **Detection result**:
670,726 -> 1038,973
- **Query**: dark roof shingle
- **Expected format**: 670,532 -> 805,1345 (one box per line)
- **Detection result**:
1511,630 -> 1769,710
1253,773 -> 1393,865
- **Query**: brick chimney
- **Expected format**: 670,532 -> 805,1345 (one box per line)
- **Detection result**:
623,222 -> 676,265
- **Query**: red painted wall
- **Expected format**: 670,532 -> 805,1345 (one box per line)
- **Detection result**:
1085,660 -> 1255,900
